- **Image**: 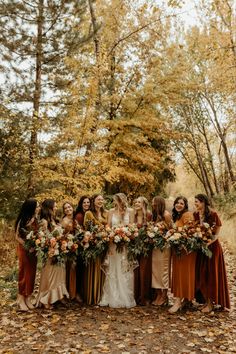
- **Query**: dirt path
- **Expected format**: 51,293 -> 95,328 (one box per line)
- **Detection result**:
0,244 -> 235,354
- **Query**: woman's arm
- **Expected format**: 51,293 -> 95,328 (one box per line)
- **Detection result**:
129,208 -> 135,224
108,209 -> 113,227
164,211 -> 172,229
15,222 -> 24,245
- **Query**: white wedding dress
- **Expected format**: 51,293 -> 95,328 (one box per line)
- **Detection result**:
99,211 -> 136,308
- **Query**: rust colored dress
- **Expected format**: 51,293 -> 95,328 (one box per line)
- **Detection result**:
171,211 -> 197,301
194,211 -> 230,309
83,211 -> 107,305
17,220 -> 38,297
134,212 -> 152,305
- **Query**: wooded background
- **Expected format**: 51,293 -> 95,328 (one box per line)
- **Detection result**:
0,0 -> 235,218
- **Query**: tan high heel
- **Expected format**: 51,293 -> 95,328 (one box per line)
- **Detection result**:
168,298 -> 182,314
201,299 -> 213,313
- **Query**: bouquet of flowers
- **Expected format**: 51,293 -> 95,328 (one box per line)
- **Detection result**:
166,221 -> 212,258
109,224 -> 138,253
35,226 -> 67,265
80,223 -> 109,265
185,221 -> 213,257
151,221 -> 169,251
24,230 -> 38,252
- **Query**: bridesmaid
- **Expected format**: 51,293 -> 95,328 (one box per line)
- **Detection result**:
169,196 -> 195,313
61,202 -> 78,301
74,196 -> 91,226
74,196 -> 91,301
83,194 -> 108,305
36,199 -> 69,309
151,196 -> 172,306
194,194 -> 230,312
15,198 -> 39,311
133,196 -> 152,305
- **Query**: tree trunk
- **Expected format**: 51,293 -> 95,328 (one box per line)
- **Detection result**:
28,0 -> 44,196
205,95 -> 235,184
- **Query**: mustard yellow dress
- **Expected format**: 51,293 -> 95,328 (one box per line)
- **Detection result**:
83,211 -> 107,305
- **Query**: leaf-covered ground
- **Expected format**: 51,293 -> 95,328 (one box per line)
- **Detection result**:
0,243 -> 235,354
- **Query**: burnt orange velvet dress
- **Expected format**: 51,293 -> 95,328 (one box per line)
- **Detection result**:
194,211 -> 230,309
171,211 -> 197,301
134,212 -> 152,305
17,220 -> 38,297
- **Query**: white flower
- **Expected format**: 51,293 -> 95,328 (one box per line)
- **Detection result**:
67,241 -> 73,249
67,234 -> 74,241
54,249 -> 59,256
114,235 -> 121,243
147,232 -> 155,239
26,231 -> 33,240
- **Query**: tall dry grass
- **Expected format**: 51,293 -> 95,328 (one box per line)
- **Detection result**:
220,215 -> 236,253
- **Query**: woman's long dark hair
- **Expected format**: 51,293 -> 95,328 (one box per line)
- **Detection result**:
195,194 -> 211,221
152,196 -> 166,222
172,196 -> 188,222
75,196 -> 90,216
40,199 -> 56,228
15,199 -> 38,231
90,194 -> 106,219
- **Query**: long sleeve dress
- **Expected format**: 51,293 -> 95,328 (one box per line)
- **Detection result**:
194,211 -> 230,309
171,211 -> 196,301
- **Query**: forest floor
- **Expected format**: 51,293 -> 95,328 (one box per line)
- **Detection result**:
0,242 -> 235,354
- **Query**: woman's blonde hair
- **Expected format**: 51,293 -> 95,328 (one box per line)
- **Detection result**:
134,196 -> 149,224
113,193 -> 128,214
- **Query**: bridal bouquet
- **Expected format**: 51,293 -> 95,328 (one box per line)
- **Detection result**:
80,224 -> 109,265
109,224 -> 139,253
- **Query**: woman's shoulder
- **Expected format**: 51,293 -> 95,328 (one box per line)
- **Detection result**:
209,209 -> 222,226
183,211 -> 194,218
84,210 -> 94,217
164,210 -> 171,217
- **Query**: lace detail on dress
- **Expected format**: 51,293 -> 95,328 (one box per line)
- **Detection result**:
99,210 -> 136,308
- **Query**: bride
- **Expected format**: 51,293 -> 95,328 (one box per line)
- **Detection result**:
99,193 -> 136,308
